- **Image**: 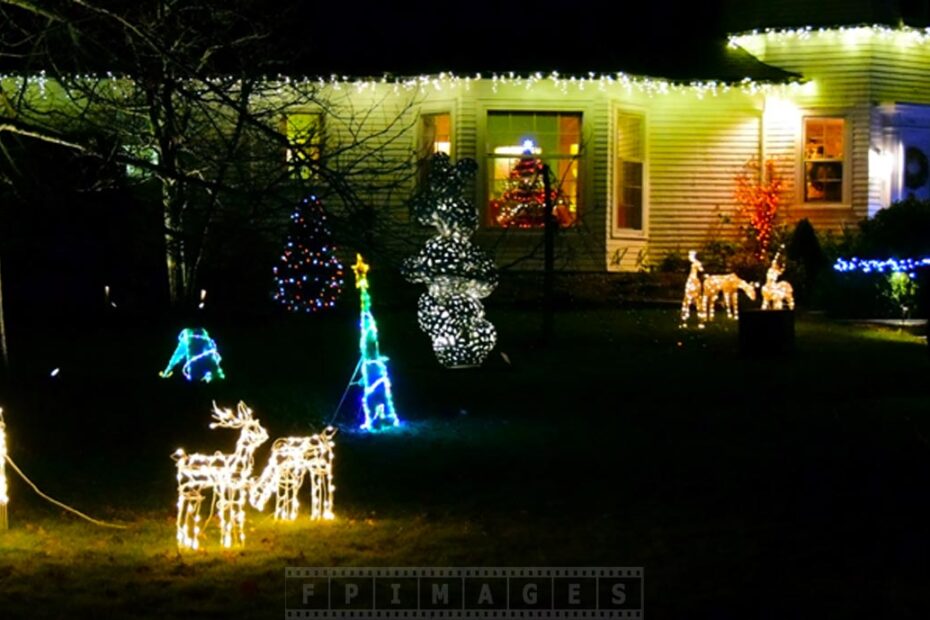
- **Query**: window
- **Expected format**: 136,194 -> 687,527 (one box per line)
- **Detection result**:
284,112 -> 323,179
486,111 -> 581,228
615,112 -> 645,231
419,112 -> 452,158
417,112 -> 452,185
803,117 -> 844,203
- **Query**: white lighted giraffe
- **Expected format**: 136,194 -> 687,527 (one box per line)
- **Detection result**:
172,402 -> 268,550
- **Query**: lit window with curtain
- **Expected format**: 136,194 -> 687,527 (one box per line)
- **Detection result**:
803,117 -> 844,203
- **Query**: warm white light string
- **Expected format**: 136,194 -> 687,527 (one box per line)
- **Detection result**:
730,24 -> 930,48
0,69 -> 802,100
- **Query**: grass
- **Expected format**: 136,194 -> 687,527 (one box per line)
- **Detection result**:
0,306 -> 928,618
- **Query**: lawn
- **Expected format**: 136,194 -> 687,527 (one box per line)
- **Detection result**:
0,306 -> 928,618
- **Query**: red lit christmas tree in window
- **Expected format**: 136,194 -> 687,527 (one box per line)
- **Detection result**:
272,195 -> 344,312
490,150 -> 574,228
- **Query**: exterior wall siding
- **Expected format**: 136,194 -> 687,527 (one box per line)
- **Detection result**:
17,28 -> 930,274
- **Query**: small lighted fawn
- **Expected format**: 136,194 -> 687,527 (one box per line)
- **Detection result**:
249,427 -> 337,522
761,258 -> 795,310
703,273 -> 757,319
173,402 -> 269,550
680,251 -> 706,326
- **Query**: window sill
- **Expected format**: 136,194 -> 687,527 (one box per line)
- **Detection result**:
611,229 -> 647,240
795,203 -> 853,210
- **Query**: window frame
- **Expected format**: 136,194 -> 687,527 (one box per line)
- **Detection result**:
282,110 -> 325,180
800,113 -> 850,207
612,106 -> 648,238
480,106 -> 586,230
415,107 -> 455,188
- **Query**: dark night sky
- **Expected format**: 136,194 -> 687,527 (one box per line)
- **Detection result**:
277,0 -> 930,78
4,0 -> 929,80
282,0 -> 729,76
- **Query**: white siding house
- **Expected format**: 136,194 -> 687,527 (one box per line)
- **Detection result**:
388,25 -> 930,272
8,22 -> 930,274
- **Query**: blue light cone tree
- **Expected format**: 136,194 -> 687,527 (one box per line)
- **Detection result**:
402,154 -> 498,368
273,195 -> 344,313
352,255 -> 401,431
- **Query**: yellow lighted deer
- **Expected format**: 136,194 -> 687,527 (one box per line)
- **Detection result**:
173,402 -> 269,550
250,428 -> 337,522
761,257 -> 795,310
703,274 -> 757,319
680,251 -> 705,327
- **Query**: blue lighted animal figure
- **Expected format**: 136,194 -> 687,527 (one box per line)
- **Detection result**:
160,328 -> 226,383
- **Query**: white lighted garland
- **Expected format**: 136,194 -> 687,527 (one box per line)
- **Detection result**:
250,428 -> 336,522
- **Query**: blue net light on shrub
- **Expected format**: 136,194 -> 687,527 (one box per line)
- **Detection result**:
833,256 -> 930,278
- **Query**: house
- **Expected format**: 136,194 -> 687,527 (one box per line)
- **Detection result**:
7,2 -> 930,277
276,6 -> 930,273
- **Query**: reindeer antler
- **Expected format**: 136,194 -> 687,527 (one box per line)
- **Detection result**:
236,401 -> 254,421
210,401 -> 239,429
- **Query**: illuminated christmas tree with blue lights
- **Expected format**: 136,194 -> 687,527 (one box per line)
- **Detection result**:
352,254 -> 400,431
273,195 -> 344,313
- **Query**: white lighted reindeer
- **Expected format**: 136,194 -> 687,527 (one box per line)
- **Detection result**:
703,274 -> 757,320
173,402 -> 269,550
680,250 -> 706,326
761,254 -> 795,310
250,428 -> 336,522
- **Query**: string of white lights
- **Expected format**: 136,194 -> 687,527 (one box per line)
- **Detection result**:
0,69 -> 803,99
730,24 -> 930,48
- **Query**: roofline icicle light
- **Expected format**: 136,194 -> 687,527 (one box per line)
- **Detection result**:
0,70 -> 803,100
729,24 -> 930,49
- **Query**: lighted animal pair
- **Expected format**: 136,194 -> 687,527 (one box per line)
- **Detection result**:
173,402 -> 336,550
680,251 -> 757,325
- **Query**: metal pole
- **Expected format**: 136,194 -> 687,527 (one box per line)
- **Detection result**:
542,164 -> 555,343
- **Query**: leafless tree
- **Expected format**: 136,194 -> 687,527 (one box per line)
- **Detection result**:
0,0 -> 420,307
